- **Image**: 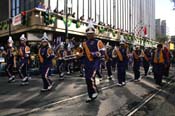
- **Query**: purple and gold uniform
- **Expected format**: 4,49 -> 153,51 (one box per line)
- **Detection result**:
83,26 -> 105,102
142,48 -> 151,76
113,41 -> 127,86
152,44 -> 167,86
133,45 -> 142,81
18,34 -> 30,85
56,43 -> 66,79
105,43 -> 113,80
5,36 -> 16,82
38,33 -> 55,92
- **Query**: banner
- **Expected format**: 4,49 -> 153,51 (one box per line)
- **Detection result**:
12,14 -> 22,26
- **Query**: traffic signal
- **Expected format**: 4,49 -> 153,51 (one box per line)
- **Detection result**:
21,11 -> 27,25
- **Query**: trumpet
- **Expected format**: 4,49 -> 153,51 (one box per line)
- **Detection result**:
63,54 -> 78,60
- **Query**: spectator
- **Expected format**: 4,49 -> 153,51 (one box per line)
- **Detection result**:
37,1 -> 45,9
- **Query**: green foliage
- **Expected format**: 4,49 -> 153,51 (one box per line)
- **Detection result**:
99,26 -> 105,33
76,21 -> 81,28
156,35 -> 168,43
42,12 -> 56,25
63,17 -> 72,27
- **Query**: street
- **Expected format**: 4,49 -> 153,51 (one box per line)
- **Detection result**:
0,68 -> 174,116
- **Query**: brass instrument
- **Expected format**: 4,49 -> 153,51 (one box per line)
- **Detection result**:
63,54 -> 79,60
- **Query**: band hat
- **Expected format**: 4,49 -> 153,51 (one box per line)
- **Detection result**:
8,36 -> 14,43
86,27 -> 95,34
106,42 -> 112,48
20,34 -> 26,41
120,41 -> 125,45
86,19 -> 95,34
79,43 -> 83,48
120,35 -> 126,44
41,32 -> 49,42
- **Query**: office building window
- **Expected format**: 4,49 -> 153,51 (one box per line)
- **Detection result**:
11,0 -> 20,17
16,0 -> 20,14
12,0 -> 16,16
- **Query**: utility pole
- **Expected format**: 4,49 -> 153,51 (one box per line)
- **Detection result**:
65,0 -> 68,39
8,0 -> 12,36
129,0 -> 131,33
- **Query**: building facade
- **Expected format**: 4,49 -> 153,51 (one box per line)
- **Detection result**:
0,0 -> 155,42
48,0 -> 156,39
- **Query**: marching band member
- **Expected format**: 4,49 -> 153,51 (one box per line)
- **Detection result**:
56,42 -> 66,79
83,25 -> 105,102
75,43 -> 85,77
142,48 -> 151,76
113,40 -> 127,86
38,33 -> 55,92
112,45 -> 118,72
18,34 -> 31,85
5,36 -> 17,83
133,45 -> 142,81
65,40 -> 73,75
152,44 -> 167,86
105,42 -> 113,80
163,46 -> 171,77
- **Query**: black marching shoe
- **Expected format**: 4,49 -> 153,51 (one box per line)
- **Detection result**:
8,76 -> 15,83
40,88 -> 49,92
86,93 -> 98,103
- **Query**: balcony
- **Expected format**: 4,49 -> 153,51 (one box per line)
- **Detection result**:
0,8 -> 158,47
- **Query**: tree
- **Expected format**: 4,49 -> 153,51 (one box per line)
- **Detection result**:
156,35 -> 168,43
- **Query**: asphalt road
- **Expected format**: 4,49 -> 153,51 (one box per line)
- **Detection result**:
0,68 -> 174,116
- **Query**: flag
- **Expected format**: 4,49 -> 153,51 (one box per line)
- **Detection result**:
143,26 -> 147,36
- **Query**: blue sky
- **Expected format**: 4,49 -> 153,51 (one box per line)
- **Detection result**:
156,0 -> 175,35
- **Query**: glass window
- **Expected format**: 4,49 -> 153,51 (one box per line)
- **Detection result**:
16,0 -> 20,15
12,10 -> 15,17
12,0 -> 15,9
11,0 -> 16,16
16,0 -> 19,7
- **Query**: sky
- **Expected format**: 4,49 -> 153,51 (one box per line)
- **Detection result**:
156,0 -> 175,35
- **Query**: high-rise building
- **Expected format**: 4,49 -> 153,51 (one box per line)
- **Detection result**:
161,20 -> 167,36
155,19 -> 167,37
156,19 -> 161,36
0,0 -> 156,41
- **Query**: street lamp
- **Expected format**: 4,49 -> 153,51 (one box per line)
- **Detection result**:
65,0 -> 72,39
